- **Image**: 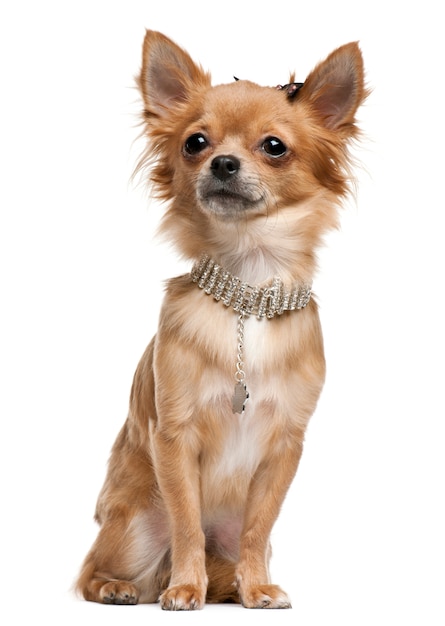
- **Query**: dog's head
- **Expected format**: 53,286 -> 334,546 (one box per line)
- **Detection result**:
137,31 -> 367,278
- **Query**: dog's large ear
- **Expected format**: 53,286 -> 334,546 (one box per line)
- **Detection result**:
139,30 -> 211,117
300,42 -> 367,134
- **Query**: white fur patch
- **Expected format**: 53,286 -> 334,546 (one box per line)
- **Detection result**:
125,509 -> 170,602
212,409 -> 265,480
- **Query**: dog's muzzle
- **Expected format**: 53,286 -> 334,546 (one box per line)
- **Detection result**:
197,156 -> 265,219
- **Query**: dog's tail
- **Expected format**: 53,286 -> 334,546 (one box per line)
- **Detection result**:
205,553 -> 239,604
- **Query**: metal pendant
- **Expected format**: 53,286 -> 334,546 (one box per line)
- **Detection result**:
232,382 -> 249,414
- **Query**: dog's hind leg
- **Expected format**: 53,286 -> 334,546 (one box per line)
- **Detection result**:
76,513 -> 141,604
76,507 -> 171,604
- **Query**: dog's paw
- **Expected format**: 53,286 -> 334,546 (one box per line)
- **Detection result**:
239,584 -> 291,609
159,584 -> 205,610
99,581 -> 139,605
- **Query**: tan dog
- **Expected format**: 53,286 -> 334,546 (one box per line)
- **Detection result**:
76,30 -> 367,610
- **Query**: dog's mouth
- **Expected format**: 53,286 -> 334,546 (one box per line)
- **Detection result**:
200,191 -> 263,220
197,181 -> 265,220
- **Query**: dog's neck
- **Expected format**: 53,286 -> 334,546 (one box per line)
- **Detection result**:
188,201 -> 325,286
191,254 -> 312,319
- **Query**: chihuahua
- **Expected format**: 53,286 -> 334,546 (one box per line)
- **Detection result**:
76,30 -> 367,610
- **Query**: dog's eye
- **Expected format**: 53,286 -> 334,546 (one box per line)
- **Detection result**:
262,137 -> 287,158
184,133 -> 208,155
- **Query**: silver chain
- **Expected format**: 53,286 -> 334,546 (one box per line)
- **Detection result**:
235,313 -> 246,384
190,254 -> 311,414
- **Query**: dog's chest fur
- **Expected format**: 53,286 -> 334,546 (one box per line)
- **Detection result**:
156,280 -> 319,512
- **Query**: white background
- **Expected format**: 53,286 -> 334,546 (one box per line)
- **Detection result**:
1,2 -> 444,625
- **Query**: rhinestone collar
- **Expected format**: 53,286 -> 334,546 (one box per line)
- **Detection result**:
191,254 -> 312,319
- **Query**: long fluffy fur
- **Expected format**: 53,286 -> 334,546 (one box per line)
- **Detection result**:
76,30 -> 367,610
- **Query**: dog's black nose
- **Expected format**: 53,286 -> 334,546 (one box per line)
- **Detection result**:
210,155 -> 240,181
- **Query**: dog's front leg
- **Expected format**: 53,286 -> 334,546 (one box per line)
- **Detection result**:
236,440 -> 304,609
153,426 -> 207,610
